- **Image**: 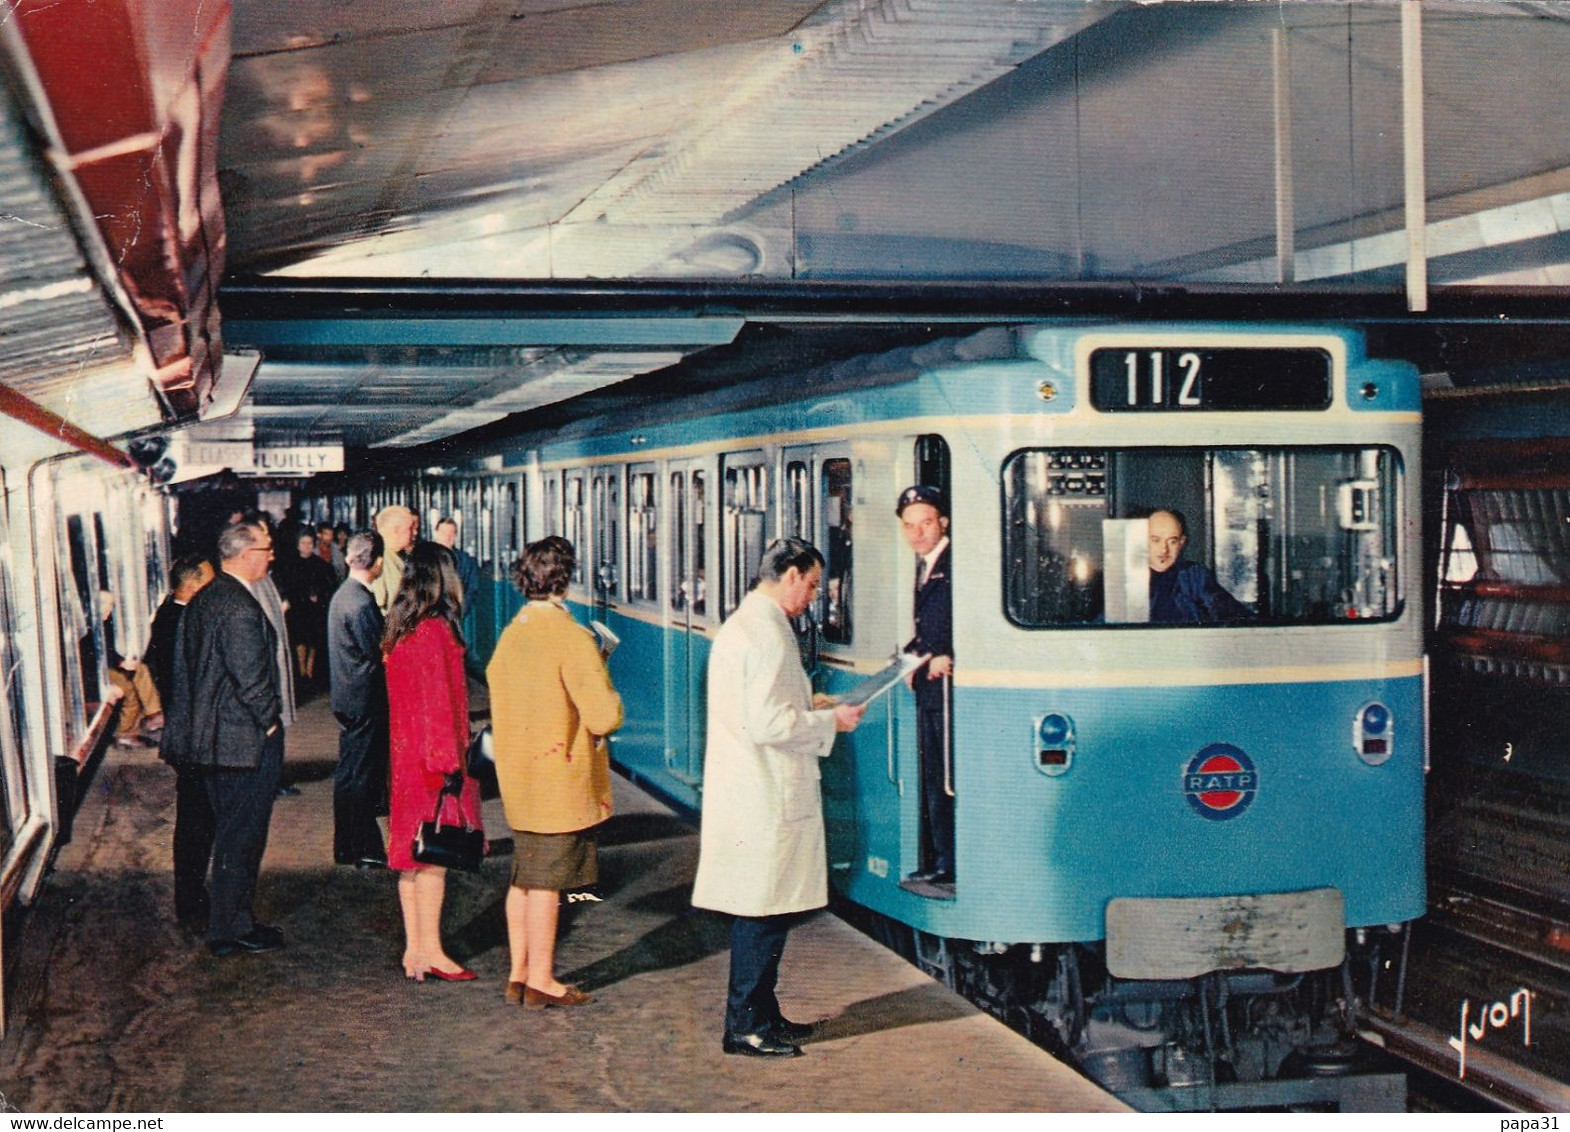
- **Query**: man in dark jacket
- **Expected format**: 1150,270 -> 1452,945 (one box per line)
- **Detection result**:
146,555 -> 216,932
898,485 -> 954,889
1147,509 -> 1252,624
160,521 -> 286,957
327,531 -> 389,869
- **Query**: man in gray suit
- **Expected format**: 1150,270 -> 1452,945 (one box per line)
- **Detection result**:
160,520 -> 286,957
328,531 -> 389,869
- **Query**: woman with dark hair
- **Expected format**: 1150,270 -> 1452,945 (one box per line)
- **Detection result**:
383,542 -> 485,982
487,536 -> 623,1008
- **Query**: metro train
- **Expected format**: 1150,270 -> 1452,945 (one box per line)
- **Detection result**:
0,453 -> 172,936
304,321 -> 1425,1102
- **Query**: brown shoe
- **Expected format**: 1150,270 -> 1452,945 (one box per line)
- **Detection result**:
505,981 -> 527,1005
522,984 -> 592,1010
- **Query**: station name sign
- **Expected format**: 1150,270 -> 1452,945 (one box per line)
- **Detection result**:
179,441 -> 344,475
253,445 -> 344,473
1088,347 -> 1333,412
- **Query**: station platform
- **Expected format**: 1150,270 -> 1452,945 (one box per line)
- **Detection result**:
0,690 -> 1123,1113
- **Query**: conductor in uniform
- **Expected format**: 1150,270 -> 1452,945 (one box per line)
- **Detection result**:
898,485 -> 954,887
692,538 -> 865,1058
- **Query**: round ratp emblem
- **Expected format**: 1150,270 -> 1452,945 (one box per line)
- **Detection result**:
1183,743 -> 1258,821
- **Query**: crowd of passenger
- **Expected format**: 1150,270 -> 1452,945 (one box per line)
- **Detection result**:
128,504 -> 623,1015
96,484 -> 1241,1058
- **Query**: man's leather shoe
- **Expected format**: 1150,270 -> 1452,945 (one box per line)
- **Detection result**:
208,923 -> 285,957
770,1017 -> 816,1042
723,1031 -> 803,1058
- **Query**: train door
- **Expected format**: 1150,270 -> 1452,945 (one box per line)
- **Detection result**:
901,433 -> 953,894
783,444 -> 863,871
663,459 -> 709,794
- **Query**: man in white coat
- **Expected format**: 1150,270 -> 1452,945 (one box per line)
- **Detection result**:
692,538 -> 865,1058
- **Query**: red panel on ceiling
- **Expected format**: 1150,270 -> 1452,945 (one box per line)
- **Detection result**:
13,0 -> 232,417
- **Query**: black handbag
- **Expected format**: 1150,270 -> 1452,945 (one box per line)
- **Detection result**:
466,725 -> 499,801
412,779 -> 484,872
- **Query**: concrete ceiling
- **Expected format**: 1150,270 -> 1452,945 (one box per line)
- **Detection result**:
32,0 -> 1570,460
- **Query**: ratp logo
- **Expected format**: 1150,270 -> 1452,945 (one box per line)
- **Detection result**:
1183,743 -> 1257,821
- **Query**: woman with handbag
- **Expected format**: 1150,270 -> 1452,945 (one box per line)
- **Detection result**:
384,542 -> 486,982
487,536 -> 623,1008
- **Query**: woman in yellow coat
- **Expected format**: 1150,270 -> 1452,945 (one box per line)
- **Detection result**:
487,536 -> 623,1009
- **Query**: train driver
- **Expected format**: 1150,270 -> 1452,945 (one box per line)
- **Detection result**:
898,484 -> 954,889
1147,508 -> 1252,624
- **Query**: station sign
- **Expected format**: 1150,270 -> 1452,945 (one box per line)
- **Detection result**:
252,446 -> 344,474
169,438 -> 344,477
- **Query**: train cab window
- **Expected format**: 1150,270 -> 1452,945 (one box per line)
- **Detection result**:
721,456 -> 769,619
627,469 -> 658,604
1002,446 -> 1403,627
821,458 -> 853,645
564,472 -> 586,586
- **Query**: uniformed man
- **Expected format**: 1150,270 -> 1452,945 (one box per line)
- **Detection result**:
898,485 -> 954,887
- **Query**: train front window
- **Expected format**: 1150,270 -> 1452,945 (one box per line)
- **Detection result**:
1002,446 -> 1403,627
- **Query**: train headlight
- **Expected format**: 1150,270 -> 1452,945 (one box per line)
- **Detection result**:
1353,701 -> 1393,766
1035,712 -> 1075,777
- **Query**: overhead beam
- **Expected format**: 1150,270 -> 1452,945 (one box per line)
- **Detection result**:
0,383 -> 133,469
219,277 -> 1570,328
224,316 -> 745,350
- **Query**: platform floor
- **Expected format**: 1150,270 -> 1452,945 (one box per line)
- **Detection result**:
0,690 -> 1123,1113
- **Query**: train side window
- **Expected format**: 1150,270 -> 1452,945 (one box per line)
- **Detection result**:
785,460 -> 811,540
626,468 -> 658,605
479,482 -> 494,568
545,473 -> 562,538
0,497 -> 22,854
592,468 -> 621,599
915,434 -> 950,500
500,479 -> 522,568
670,471 -> 688,612
564,472 -> 586,586
721,455 -> 769,620
821,458 -> 853,645
1002,445 -> 1403,628
692,470 -> 707,618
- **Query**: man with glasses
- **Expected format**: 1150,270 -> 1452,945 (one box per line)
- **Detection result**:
160,520 -> 287,957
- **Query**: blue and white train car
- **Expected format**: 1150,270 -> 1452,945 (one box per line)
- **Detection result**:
312,322 -> 1425,1094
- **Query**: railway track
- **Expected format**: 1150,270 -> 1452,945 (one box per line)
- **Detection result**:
1362,884 -> 1570,1112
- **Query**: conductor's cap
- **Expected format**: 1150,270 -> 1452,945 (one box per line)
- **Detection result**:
896,484 -> 947,517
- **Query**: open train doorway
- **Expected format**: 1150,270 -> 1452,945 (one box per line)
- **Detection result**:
901,433 -> 954,898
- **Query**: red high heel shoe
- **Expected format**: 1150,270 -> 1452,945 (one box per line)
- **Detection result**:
425,965 -> 478,982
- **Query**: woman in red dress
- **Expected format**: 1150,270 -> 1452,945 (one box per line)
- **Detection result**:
383,542 -> 485,982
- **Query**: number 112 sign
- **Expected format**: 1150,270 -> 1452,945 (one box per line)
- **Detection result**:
1088,347 -> 1332,412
